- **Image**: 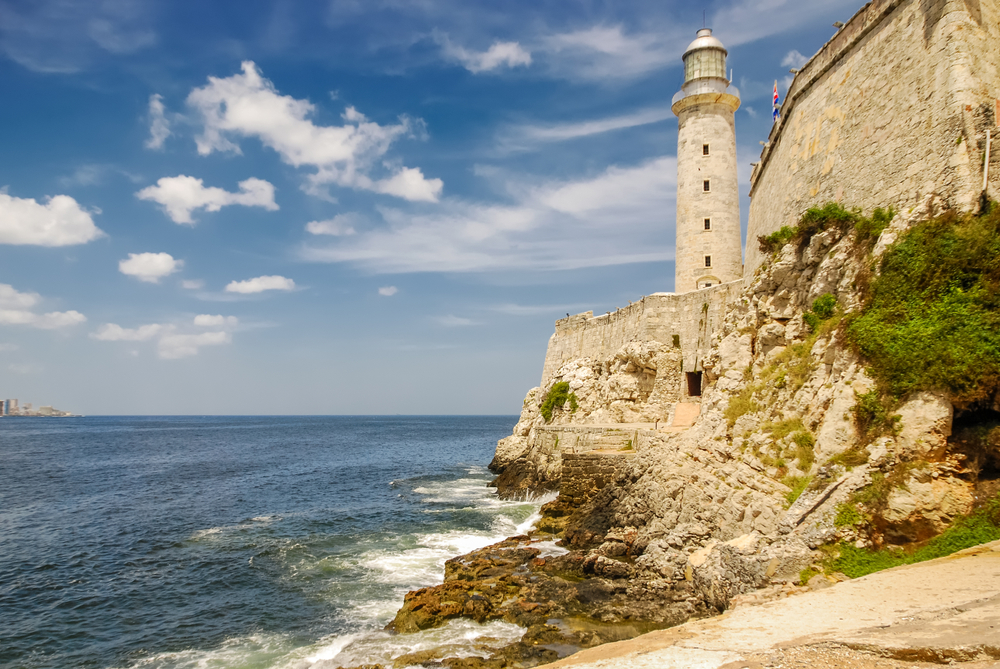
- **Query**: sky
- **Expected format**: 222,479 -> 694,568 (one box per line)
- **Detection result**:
0,0 -> 863,415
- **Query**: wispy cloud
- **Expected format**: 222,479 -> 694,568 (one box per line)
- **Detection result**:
488,303 -> 592,316
145,94 -> 171,149
711,0 -> 859,50
498,106 -> 674,153
433,315 -> 480,327
436,33 -> 532,73
301,155 -> 677,273
540,25 -> 680,81
0,0 -> 157,73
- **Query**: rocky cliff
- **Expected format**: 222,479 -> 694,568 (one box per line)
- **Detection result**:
368,202 -> 1000,669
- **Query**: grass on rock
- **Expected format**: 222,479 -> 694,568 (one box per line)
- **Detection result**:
831,494 -> 1000,578
847,205 -> 1000,406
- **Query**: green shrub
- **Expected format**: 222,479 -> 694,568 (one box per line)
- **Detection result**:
834,502 -> 863,527
802,312 -> 820,332
757,203 -> 895,257
847,207 -> 1000,404
798,566 -> 820,585
811,293 -> 837,320
855,207 -> 895,244
540,382 -> 577,422
831,494 -> 1000,578
758,225 -> 797,254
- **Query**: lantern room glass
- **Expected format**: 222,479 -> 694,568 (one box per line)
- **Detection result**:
684,49 -> 727,82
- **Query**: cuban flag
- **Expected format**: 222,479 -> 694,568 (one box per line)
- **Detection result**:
772,80 -> 780,122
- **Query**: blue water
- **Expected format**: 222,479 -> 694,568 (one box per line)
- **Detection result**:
0,416 -> 549,669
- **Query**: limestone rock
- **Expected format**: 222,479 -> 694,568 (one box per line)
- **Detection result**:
894,391 -> 953,458
883,471 -> 975,541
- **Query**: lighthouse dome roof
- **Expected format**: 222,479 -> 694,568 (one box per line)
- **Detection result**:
684,28 -> 727,56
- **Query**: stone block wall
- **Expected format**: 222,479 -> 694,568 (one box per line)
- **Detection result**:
745,0 -> 1000,276
560,452 -> 633,507
540,281 -> 744,387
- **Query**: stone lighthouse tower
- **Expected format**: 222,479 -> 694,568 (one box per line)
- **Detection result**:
671,28 -> 743,293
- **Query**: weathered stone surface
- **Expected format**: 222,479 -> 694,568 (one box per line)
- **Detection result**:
894,391 -> 953,458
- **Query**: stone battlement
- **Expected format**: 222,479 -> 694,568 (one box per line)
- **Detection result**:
542,281 -> 744,387
746,0 -> 1000,275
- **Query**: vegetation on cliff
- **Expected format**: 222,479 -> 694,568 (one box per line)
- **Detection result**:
830,492 -> 1000,578
756,202 -> 893,255
539,381 -> 578,422
847,205 -> 1000,407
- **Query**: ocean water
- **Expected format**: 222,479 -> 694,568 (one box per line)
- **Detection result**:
0,416 -> 552,669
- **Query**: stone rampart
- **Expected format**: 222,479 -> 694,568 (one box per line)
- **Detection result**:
560,452 -> 634,507
540,281 -> 744,387
745,0 -> 1000,276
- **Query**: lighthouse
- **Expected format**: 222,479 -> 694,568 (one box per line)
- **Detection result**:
671,28 -> 743,293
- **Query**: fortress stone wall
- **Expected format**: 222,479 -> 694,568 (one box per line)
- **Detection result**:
745,0 -> 1000,275
540,281 -> 743,388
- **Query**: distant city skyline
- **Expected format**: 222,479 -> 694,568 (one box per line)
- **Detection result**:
0,0 -> 862,414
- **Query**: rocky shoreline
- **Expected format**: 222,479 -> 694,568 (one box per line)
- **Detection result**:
332,203 -> 1000,669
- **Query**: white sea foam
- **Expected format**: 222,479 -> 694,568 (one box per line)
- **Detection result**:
137,471 -> 553,669
112,632 -> 298,668
307,619 -> 524,668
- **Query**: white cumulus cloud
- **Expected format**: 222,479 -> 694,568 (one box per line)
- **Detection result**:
158,331 -> 231,359
118,252 -> 183,283
378,286 -> 398,296
136,175 -> 278,225
0,309 -> 86,329
0,283 -> 85,329
306,213 -> 360,236
439,36 -> 532,73
224,275 -> 296,294
0,191 -> 104,246
193,314 -> 238,327
92,320 -> 233,359
0,284 -> 40,309
145,94 -> 171,149
90,323 -> 163,341
185,61 -> 442,202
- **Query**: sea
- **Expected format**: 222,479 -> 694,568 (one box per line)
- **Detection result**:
0,416 -> 556,669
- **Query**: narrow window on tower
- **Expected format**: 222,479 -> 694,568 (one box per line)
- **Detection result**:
704,218 -> 712,230
703,180 -> 711,192
705,255 -> 712,267
703,144 -> 710,156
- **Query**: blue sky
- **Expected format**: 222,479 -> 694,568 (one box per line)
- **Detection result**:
0,0 -> 861,415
